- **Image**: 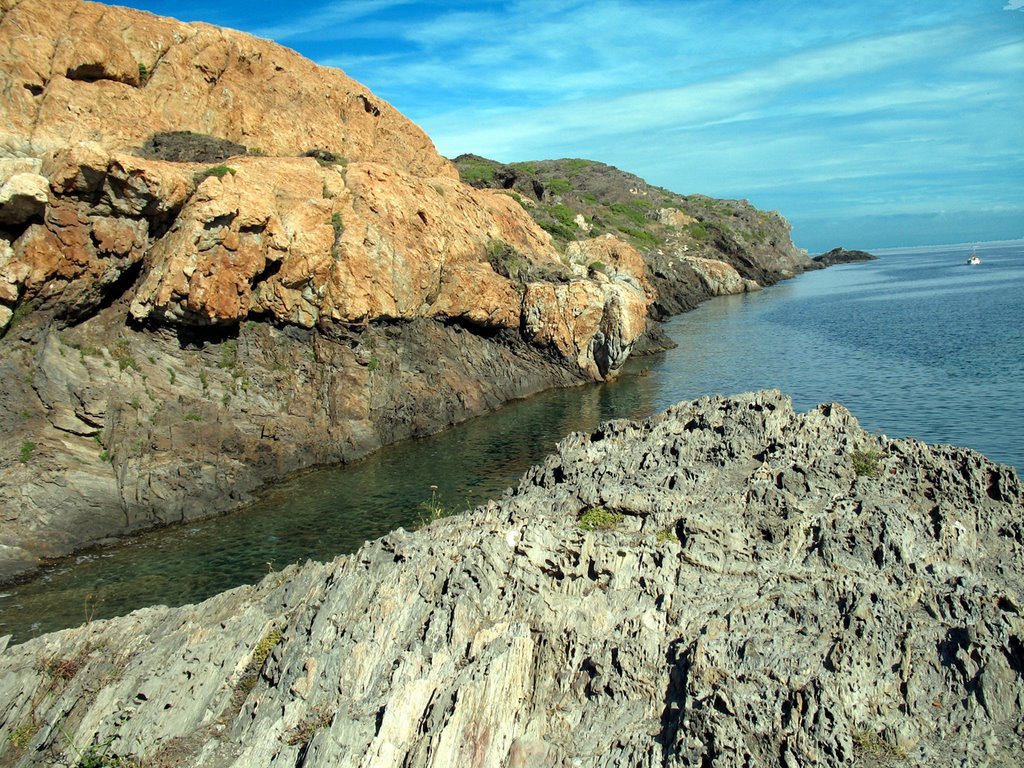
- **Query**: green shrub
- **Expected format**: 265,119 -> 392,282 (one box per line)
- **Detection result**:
578,506 -> 623,531
458,158 -> 498,184
685,221 -> 709,241
196,164 -> 236,182
609,200 -> 652,226
539,219 -> 577,241
656,526 -> 679,544
7,721 -> 36,749
418,486 -> 456,526
330,212 -> 344,237
546,177 -> 572,196
231,626 -> 283,710
619,226 -> 659,246
485,239 -> 530,282
561,158 -> 593,176
547,203 -> 577,226
19,440 -> 36,463
851,448 -> 882,477
218,341 -> 238,370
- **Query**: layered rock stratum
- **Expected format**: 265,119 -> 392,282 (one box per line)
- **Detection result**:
0,390 -> 1021,767
0,0 -> 814,583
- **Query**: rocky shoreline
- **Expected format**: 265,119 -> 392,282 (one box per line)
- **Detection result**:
1,390 -> 1021,766
0,0 -> 817,584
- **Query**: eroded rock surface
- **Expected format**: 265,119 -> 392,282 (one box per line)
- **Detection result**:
0,391 -> 1020,767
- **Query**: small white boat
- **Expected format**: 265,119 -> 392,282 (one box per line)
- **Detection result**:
967,249 -> 981,265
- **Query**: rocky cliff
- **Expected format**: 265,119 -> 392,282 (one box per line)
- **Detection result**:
453,155 -> 814,318
0,0 -> 811,584
1,391 -> 1020,767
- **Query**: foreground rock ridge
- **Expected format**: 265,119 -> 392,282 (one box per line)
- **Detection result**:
0,391 -> 1021,767
0,0 -> 814,582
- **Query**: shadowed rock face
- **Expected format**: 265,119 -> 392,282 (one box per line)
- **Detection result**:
0,391 -> 1020,766
812,247 -> 879,266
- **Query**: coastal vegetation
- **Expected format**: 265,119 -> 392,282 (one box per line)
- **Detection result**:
851,447 -> 882,477
452,154 -> 782,259
577,505 -> 623,531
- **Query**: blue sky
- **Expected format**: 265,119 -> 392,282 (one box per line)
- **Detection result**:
109,0 -> 1023,252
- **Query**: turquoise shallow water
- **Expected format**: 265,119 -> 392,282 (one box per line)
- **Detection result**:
1,240 -> 1021,643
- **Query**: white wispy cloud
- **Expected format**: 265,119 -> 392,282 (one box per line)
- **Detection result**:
250,0 -> 417,41
423,24 -> 973,156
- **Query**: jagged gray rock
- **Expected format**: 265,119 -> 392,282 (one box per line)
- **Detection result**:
0,391 -> 1021,767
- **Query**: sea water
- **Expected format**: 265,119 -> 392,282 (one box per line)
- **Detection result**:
2,240 -> 1021,643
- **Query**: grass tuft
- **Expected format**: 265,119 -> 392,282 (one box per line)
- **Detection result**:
578,506 -> 623,531
851,447 -> 882,477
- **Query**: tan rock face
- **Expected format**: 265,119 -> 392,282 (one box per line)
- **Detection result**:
0,0 -> 651,382
683,255 -> 761,296
0,0 -> 451,178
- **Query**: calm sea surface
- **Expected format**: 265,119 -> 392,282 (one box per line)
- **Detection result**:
2,240 -> 1021,643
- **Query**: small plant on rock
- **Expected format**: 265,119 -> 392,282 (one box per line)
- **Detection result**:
656,525 -> 679,544
111,339 -> 137,372
578,506 -> 623,531
329,212 -> 345,259
231,626 -> 283,711
39,648 -> 91,682
19,439 -> 36,463
485,239 -> 529,282
851,447 -> 882,477
60,728 -> 136,768
195,164 -> 236,183
418,485 -> 456,526
285,707 -> 335,746
851,727 -> 909,761
7,720 -> 37,749
218,341 -> 238,370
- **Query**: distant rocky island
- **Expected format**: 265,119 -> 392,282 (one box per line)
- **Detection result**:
0,0 -> 814,583
813,247 -> 879,266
